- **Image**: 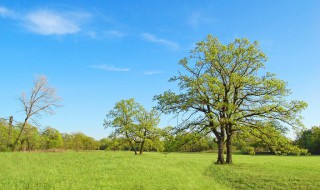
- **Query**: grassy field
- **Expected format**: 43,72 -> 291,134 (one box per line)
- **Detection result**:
0,151 -> 319,189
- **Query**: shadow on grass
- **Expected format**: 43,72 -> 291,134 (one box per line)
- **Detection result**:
203,160 -> 317,190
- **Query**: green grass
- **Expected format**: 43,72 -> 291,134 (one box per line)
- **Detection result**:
0,151 -> 319,189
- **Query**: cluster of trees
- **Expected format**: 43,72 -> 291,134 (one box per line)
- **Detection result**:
296,126 -> 320,154
0,119 -> 100,151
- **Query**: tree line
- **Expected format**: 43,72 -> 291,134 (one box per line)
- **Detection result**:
1,115 -> 315,154
0,119 -> 98,151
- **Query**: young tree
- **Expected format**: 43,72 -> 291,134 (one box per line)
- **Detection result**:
104,98 -> 162,154
104,99 -> 141,154
12,76 -> 61,150
154,35 -> 307,164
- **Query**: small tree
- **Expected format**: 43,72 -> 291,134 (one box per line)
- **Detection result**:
154,35 -> 307,164
12,76 -> 61,150
104,98 -> 162,154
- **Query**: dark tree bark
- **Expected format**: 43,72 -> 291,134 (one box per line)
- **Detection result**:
216,137 -> 225,164
133,147 -> 138,155
139,140 -> 145,154
226,134 -> 233,164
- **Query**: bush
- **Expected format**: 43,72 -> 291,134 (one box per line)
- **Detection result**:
241,146 -> 255,155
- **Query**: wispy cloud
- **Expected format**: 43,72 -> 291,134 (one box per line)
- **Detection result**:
24,10 -> 90,35
187,12 -> 217,28
0,6 -> 90,35
90,64 -> 130,72
86,30 -> 125,39
143,70 -> 163,75
0,6 -> 17,18
0,5 -> 126,39
142,33 -> 179,51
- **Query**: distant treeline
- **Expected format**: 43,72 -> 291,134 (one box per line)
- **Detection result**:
0,118 -> 317,154
0,118 -> 215,152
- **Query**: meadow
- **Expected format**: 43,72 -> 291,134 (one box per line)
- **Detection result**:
0,151 -> 319,189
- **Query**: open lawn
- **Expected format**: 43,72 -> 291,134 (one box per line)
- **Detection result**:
0,151 -> 319,189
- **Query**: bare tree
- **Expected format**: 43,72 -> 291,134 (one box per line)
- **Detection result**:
12,75 -> 61,150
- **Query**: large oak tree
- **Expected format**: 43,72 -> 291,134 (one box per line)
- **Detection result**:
154,35 -> 307,164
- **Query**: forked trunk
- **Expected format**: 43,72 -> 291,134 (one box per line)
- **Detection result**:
139,140 -> 145,154
226,134 -> 233,164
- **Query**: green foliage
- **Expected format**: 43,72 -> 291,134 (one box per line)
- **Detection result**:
104,98 -> 164,154
99,138 -> 111,150
20,124 -> 42,151
62,132 -> 99,151
235,121 -> 308,155
296,126 -> 320,154
155,35 -> 307,163
41,127 -> 64,149
0,120 -> 42,151
0,119 -> 9,151
241,146 -> 256,155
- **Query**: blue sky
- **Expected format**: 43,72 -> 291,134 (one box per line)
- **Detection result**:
0,1 -> 319,139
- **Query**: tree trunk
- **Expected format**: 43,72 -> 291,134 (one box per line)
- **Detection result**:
216,138 -> 225,164
133,148 -> 138,155
139,140 -> 145,154
226,134 -> 233,164
12,118 -> 28,151
7,116 -> 13,149
130,141 -> 138,155
125,131 -> 137,155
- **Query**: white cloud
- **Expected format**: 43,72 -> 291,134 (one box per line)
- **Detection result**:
0,6 -> 17,18
142,33 -> 179,50
24,9 -> 90,35
90,64 -> 130,72
187,12 -> 217,28
104,30 -> 125,38
143,70 -> 163,75
87,30 -> 125,39
0,6 -> 125,39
